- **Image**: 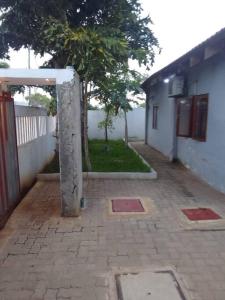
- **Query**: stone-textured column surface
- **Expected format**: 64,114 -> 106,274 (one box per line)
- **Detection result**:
57,72 -> 82,216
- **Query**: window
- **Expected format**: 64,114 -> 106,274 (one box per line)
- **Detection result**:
192,95 -> 208,141
152,106 -> 158,129
176,94 -> 208,142
176,98 -> 192,137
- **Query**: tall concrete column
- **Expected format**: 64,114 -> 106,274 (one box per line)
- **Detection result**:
57,72 -> 82,217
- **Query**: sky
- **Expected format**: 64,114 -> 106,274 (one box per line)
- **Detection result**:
4,0 -> 225,101
141,0 -> 225,75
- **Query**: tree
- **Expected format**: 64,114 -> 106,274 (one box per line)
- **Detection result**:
25,92 -> 57,116
88,103 -> 99,111
0,0 -> 159,170
96,69 -> 144,144
0,61 -> 9,68
98,103 -> 115,142
138,102 -> 146,108
0,1 -> 158,68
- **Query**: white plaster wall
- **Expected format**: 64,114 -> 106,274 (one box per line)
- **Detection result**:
177,56 -> 225,193
18,131 -> 56,190
146,82 -> 175,160
15,106 -> 56,190
88,108 -> 145,140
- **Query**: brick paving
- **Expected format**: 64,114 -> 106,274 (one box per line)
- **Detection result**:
1,143 -> 225,299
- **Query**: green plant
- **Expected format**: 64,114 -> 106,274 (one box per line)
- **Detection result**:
0,0 -> 159,170
98,104 -> 115,142
25,92 -> 57,116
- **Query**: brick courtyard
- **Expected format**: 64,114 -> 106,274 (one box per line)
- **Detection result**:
1,143 -> 225,300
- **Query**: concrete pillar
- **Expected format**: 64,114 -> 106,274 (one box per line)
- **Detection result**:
57,72 -> 82,217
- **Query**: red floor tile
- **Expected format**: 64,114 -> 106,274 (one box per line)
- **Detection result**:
182,208 -> 221,221
111,198 -> 145,213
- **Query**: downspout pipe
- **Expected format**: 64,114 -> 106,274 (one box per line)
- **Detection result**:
171,99 -> 178,161
171,73 -> 188,161
145,93 -> 149,145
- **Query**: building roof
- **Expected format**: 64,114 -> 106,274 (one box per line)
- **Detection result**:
142,28 -> 225,91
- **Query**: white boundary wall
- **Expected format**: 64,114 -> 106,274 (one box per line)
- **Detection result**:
88,108 -> 145,140
15,105 -> 56,190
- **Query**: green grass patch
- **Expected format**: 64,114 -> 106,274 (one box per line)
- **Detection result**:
42,140 -> 150,173
87,139 -> 150,172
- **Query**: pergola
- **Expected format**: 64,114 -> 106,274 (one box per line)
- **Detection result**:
0,68 -> 82,217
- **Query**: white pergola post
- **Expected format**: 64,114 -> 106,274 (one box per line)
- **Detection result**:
57,72 -> 82,217
0,68 -> 83,217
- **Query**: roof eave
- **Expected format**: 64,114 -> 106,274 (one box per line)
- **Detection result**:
141,27 -> 225,92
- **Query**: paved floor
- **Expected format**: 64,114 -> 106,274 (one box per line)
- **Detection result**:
1,143 -> 225,299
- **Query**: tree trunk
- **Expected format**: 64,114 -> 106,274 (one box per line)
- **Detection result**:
81,81 -> 85,152
124,110 -> 128,145
83,80 -> 92,171
105,110 -> 109,142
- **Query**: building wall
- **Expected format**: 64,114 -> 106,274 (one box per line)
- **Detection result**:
88,108 -> 145,140
177,56 -> 225,193
15,105 -> 56,191
146,82 -> 175,160
146,55 -> 225,193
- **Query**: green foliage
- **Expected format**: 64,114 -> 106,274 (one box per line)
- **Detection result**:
26,92 -> 50,106
98,105 -> 115,132
0,0 -> 159,169
98,115 -> 114,132
95,69 -> 145,144
0,0 -> 159,71
139,102 -> 146,108
48,97 -> 57,116
25,92 -> 57,116
9,85 -> 25,95
88,103 -> 99,110
40,20 -> 129,82
96,69 -> 144,114
0,61 -> 9,68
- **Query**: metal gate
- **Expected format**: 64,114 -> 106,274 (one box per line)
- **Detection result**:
0,92 -> 20,228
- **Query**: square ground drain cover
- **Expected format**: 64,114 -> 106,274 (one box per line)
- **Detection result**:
111,198 -> 145,213
116,270 -> 187,300
182,208 -> 221,221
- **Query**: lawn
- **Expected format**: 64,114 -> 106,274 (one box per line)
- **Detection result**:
43,140 -> 150,173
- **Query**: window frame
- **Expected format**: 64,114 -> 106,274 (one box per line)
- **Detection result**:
152,105 -> 158,129
176,94 -> 209,142
191,94 -> 208,142
176,97 -> 193,138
